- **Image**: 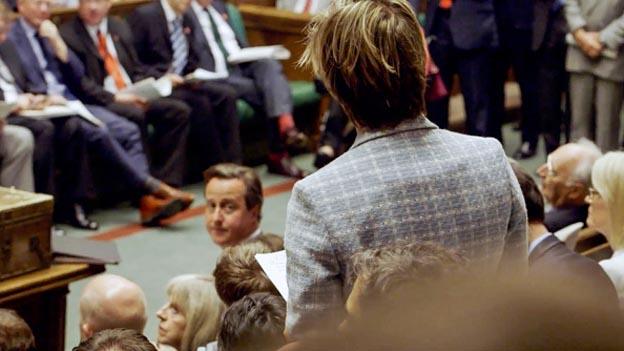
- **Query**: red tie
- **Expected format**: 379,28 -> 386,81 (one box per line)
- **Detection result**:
97,31 -> 127,90
302,0 -> 313,13
439,0 -> 452,9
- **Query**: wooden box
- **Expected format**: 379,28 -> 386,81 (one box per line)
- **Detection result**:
0,187 -> 53,280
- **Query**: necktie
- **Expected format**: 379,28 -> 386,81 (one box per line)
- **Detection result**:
439,0 -> 452,9
205,9 -> 229,61
96,31 -> 127,90
170,18 -> 188,75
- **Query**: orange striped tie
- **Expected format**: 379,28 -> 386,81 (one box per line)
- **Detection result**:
439,0 -> 452,9
97,31 -> 127,90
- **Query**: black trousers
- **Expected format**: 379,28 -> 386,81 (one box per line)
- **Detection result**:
106,97 -> 191,187
172,80 -> 242,178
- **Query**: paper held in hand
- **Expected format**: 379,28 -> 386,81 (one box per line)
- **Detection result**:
184,68 -> 228,81
19,100 -> 106,128
227,45 -> 291,64
255,250 -> 288,300
0,102 -> 16,119
120,76 -> 173,100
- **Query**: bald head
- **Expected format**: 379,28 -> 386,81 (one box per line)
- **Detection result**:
79,274 -> 147,340
538,139 -> 602,207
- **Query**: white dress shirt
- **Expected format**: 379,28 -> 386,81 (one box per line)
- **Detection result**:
19,18 -> 67,96
160,0 -> 180,33
190,0 -> 241,76
528,232 -> 551,254
84,19 -> 132,93
0,58 -> 19,103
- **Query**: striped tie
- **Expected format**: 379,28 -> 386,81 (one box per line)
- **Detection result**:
170,18 -> 188,75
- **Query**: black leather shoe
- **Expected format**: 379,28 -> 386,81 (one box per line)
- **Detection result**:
513,141 -> 537,159
67,204 -> 99,230
267,153 -> 306,179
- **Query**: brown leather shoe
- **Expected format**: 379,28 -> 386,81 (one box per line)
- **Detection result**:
267,152 -> 306,179
153,182 -> 195,210
139,195 -> 186,226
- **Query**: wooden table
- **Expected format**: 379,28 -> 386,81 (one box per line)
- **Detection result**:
0,263 -> 105,351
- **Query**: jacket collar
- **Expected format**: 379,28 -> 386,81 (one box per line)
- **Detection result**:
350,116 -> 438,150
528,234 -> 561,264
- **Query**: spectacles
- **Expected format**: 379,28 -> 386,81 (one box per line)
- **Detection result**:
588,187 -> 602,201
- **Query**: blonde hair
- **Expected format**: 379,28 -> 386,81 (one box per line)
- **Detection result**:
166,274 -> 225,351
299,0 -> 426,130
591,152 -> 624,249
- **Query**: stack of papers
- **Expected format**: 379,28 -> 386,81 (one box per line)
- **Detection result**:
227,45 -> 291,64
0,102 -> 16,119
19,100 -> 105,128
121,76 -> 173,101
255,250 -> 288,300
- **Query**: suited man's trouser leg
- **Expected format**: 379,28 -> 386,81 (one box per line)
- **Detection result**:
595,78 -> 624,151
536,41 -> 567,154
0,125 -> 34,191
570,72 -> 594,143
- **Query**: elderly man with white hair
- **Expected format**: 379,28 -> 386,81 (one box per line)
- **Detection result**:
537,139 -> 603,232
79,274 -> 147,340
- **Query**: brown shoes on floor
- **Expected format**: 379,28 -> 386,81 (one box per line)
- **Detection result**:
139,183 -> 195,226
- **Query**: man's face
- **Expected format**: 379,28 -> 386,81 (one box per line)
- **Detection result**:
78,0 -> 111,27
17,0 -> 52,29
167,0 -> 192,16
537,147 -> 583,208
204,178 -> 260,247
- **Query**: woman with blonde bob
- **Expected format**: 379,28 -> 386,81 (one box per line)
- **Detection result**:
586,151 -> 624,305
156,274 -> 225,351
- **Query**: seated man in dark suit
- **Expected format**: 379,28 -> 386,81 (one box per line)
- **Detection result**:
512,162 -> 618,311
537,139 -> 602,232
3,0 -> 194,227
187,0 -> 306,178
127,0 -> 242,176
59,0 -> 192,188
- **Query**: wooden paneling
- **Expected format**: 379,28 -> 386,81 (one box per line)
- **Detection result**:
239,4 -> 312,81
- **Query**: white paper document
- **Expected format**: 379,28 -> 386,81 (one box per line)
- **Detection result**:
121,77 -> 172,100
227,45 -> 291,64
0,102 -> 16,119
19,100 -> 106,128
255,250 -> 288,300
184,68 -> 228,81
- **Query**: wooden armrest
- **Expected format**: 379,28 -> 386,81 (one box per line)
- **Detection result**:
580,242 -> 612,262
239,4 -> 313,81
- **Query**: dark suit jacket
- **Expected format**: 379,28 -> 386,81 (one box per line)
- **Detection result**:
8,19 -> 85,99
532,0 -> 568,51
59,16 -> 160,106
544,204 -> 588,233
0,40 -> 35,98
127,1 -> 200,77
412,0 -> 499,50
529,234 -> 619,311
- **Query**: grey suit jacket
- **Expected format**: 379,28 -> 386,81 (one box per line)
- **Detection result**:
284,117 -> 528,337
565,0 -> 624,81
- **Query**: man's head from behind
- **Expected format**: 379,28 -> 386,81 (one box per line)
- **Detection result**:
16,0 -> 52,29
78,0 -> 112,28
213,240 -> 281,306
217,292 -> 286,351
537,139 -> 602,208
79,274 -> 147,340
0,309 -> 35,351
72,328 -> 156,351
511,162 -> 545,224
346,242 -> 466,325
300,0 -> 426,131
204,163 -> 263,247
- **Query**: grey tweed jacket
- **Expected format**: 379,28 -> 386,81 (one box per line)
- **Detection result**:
284,117 -> 528,337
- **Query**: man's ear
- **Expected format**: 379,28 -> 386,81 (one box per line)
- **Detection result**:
250,204 -> 261,223
567,182 -> 588,203
81,322 -> 93,340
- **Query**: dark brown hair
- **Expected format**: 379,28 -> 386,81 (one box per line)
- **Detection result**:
203,163 -> 263,220
0,309 -> 35,351
217,293 -> 286,351
213,241 -> 280,306
300,0 -> 427,130
511,162 -> 545,223
72,329 -> 156,351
